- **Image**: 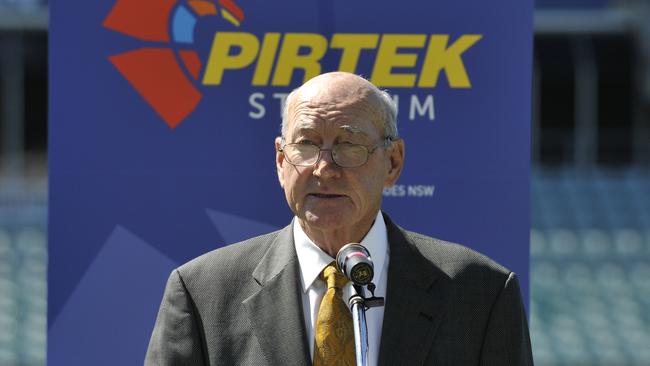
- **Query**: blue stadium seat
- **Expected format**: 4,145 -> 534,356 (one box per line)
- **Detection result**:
530,168 -> 650,365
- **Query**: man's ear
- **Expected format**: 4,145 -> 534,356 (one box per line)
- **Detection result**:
275,137 -> 285,188
384,138 -> 405,188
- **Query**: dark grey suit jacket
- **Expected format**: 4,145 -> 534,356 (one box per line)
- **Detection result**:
145,214 -> 533,365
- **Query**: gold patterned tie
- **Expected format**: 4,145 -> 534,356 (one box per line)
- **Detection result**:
313,262 -> 355,366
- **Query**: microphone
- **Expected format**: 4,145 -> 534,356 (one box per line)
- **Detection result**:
336,243 -> 374,286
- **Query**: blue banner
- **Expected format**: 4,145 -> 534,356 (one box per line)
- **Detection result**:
49,0 -> 533,363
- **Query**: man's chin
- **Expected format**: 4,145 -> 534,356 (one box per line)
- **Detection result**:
301,211 -> 351,231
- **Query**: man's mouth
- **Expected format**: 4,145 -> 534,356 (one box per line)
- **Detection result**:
309,193 -> 345,199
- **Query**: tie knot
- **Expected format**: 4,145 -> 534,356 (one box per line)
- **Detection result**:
321,263 -> 348,290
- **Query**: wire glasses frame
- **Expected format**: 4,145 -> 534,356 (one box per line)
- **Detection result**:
279,137 -> 394,168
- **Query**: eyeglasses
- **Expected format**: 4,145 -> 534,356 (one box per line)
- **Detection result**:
279,137 -> 393,168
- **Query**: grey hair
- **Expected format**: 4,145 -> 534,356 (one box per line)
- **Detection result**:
376,88 -> 399,139
280,79 -> 399,140
280,88 -> 299,139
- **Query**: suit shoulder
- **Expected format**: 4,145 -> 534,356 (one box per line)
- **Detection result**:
176,229 -> 283,282
402,229 -> 511,279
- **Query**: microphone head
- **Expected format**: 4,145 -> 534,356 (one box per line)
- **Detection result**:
336,243 -> 374,286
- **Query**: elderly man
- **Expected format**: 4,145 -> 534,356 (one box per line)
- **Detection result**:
145,72 -> 533,365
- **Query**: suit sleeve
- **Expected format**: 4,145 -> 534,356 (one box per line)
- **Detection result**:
145,270 -> 207,366
479,272 -> 534,366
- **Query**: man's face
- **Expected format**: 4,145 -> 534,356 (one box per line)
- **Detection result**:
275,81 -> 404,235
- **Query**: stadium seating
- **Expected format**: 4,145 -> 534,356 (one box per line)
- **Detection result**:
531,168 -> 650,366
0,180 -> 47,365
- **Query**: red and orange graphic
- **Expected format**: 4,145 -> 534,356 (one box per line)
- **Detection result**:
103,0 -> 245,128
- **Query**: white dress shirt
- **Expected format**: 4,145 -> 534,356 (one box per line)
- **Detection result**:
293,211 -> 389,366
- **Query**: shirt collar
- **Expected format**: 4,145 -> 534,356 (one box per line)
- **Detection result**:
293,211 -> 388,293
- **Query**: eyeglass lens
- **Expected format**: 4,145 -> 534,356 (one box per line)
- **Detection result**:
284,144 -> 369,168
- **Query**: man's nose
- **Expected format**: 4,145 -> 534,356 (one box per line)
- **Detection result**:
312,149 -> 340,179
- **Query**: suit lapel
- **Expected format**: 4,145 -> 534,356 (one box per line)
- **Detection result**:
378,214 -> 450,366
242,225 -> 312,366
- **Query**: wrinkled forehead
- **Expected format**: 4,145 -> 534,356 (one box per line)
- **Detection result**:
287,100 -> 383,140
286,87 -> 385,140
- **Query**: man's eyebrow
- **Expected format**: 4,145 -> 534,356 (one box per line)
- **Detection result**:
291,126 -> 318,135
290,123 -> 369,137
288,125 -> 317,140
339,125 -> 368,135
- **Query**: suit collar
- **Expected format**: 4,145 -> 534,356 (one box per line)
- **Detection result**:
250,223 -> 297,284
244,223 -> 312,365
378,213 -> 450,366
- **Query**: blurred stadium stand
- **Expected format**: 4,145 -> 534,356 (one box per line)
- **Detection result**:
0,0 -> 649,365
1,1 -> 47,365
530,169 -> 650,365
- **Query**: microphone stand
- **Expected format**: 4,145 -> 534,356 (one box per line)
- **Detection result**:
349,282 -> 384,366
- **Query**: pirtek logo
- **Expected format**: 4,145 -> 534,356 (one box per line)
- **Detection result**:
104,1 -> 482,129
